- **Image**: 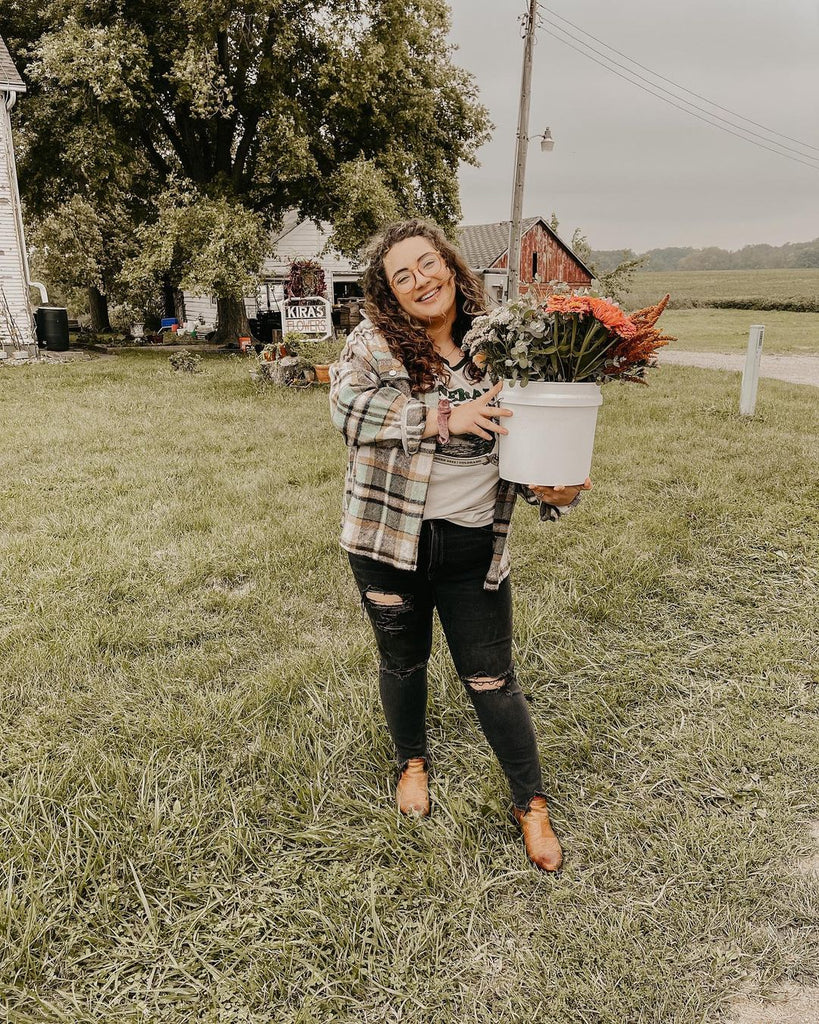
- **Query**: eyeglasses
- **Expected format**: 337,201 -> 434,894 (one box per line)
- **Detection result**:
390,252 -> 446,294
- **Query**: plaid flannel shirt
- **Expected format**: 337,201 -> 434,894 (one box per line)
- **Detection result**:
329,319 -> 578,591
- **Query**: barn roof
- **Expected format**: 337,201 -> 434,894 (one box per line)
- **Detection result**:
458,217 -> 595,279
0,36 -> 26,93
458,218 -> 539,268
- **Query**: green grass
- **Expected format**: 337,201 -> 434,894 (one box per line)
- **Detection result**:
624,268 -> 819,310
1,351 -> 818,1022
659,308 -> 819,356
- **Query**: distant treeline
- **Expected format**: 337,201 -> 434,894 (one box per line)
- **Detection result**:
591,238 -> 819,273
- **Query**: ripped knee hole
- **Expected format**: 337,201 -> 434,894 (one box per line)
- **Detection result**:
465,674 -> 508,692
365,590 -> 404,606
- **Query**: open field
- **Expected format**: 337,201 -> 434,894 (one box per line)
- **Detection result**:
658,308 -> 819,356
623,268 -> 819,310
622,270 -> 819,355
1,352 -> 818,1023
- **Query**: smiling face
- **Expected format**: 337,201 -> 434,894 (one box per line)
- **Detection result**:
382,235 -> 458,324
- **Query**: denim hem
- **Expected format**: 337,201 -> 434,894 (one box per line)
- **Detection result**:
396,754 -> 429,776
511,789 -> 549,813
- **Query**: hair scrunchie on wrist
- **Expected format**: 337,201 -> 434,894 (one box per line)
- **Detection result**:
437,398 -> 452,445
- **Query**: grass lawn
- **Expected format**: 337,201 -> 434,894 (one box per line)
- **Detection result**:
624,269 -> 819,310
658,308 -> 819,356
1,352 -> 818,1023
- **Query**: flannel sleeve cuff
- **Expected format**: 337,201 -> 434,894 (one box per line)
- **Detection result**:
538,492 -> 582,522
401,398 -> 429,455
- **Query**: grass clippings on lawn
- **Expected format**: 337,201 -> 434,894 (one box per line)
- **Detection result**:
0,351 -> 817,1023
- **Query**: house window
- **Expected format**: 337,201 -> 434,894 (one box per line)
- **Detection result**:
532,252 -> 538,278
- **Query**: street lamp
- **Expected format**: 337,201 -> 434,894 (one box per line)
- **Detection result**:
506,123 -> 555,301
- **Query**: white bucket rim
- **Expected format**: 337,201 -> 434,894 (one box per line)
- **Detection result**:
499,379 -> 603,408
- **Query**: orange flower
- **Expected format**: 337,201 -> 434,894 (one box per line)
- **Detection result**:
601,295 -> 674,380
544,294 -> 637,339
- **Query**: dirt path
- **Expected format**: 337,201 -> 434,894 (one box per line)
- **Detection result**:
661,351 -> 819,388
728,824 -> 819,1023
731,985 -> 819,1024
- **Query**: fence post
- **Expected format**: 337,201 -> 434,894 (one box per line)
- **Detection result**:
740,325 -> 765,417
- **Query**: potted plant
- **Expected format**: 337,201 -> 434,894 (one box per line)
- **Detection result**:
285,259 -> 326,299
462,293 -> 673,484
299,335 -> 345,383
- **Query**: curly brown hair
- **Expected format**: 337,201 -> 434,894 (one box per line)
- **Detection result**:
361,219 -> 487,393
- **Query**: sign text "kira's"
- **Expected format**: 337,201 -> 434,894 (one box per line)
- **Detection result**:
287,305 -> 325,319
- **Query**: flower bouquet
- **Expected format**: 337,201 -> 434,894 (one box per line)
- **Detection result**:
462,292 -> 673,484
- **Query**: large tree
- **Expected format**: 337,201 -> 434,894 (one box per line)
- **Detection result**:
5,0 -> 490,341
28,193 -> 141,332
2,7 -> 161,329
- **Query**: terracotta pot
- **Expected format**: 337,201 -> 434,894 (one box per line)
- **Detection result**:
313,363 -> 331,384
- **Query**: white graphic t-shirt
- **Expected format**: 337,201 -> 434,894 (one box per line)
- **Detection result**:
423,356 -> 500,527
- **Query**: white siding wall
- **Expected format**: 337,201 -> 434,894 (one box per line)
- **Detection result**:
183,293 -> 218,329
181,293 -> 257,331
261,220 -> 359,277
0,95 -> 34,347
184,219 -> 361,328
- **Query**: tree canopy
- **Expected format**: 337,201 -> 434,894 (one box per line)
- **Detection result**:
3,0 -> 490,335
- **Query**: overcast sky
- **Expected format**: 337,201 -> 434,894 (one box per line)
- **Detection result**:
448,0 -> 819,252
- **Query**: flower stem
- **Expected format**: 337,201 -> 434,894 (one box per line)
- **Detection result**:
571,320 -> 607,381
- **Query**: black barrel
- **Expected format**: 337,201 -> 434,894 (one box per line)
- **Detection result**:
35,306 -> 69,351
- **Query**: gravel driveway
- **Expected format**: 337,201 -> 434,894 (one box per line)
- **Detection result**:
661,351 -> 819,388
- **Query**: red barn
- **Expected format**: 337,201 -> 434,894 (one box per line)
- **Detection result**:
458,217 -> 594,302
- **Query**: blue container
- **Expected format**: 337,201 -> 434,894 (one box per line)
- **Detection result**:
160,317 -> 178,329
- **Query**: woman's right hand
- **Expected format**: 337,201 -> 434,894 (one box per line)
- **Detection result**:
449,381 -> 513,440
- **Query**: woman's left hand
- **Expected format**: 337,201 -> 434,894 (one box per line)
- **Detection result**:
528,477 -> 593,506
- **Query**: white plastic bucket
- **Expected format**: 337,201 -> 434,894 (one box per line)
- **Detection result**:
498,380 -> 603,485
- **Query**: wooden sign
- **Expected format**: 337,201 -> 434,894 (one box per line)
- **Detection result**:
282,296 -> 332,339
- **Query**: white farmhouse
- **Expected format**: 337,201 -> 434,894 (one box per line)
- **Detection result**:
0,35 -> 35,356
182,210 -> 363,330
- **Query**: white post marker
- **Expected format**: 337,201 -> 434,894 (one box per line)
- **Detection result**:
740,325 -> 765,417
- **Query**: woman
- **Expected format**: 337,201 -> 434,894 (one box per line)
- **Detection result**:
329,219 -> 591,871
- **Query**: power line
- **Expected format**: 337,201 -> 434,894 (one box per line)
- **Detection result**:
538,14 -> 819,162
539,3 -> 819,154
537,17 -> 819,172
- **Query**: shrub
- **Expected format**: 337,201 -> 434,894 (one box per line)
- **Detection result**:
299,335 -> 345,366
169,349 -> 202,373
708,298 -> 819,313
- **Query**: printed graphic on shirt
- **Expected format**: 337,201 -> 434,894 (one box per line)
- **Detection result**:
435,359 -> 497,464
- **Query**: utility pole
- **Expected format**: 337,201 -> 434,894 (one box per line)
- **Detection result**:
506,0 -> 538,302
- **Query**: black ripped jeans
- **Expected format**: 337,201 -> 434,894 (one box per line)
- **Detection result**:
348,519 -> 544,809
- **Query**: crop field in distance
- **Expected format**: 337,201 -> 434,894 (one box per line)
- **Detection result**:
623,268 -> 819,309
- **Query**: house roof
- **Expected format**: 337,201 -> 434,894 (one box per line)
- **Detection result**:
270,208 -> 303,245
0,37 -> 26,93
457,217 -> 595,279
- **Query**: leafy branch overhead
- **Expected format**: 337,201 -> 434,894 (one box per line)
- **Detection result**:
10,0 -> 492,315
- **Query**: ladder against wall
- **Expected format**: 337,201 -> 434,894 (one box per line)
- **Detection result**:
0,281 -> 37,361
1,33 -> 38,361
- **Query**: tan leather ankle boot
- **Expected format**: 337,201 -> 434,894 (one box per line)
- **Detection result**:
513,795 -> 563,871
396,758 -> 429,816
